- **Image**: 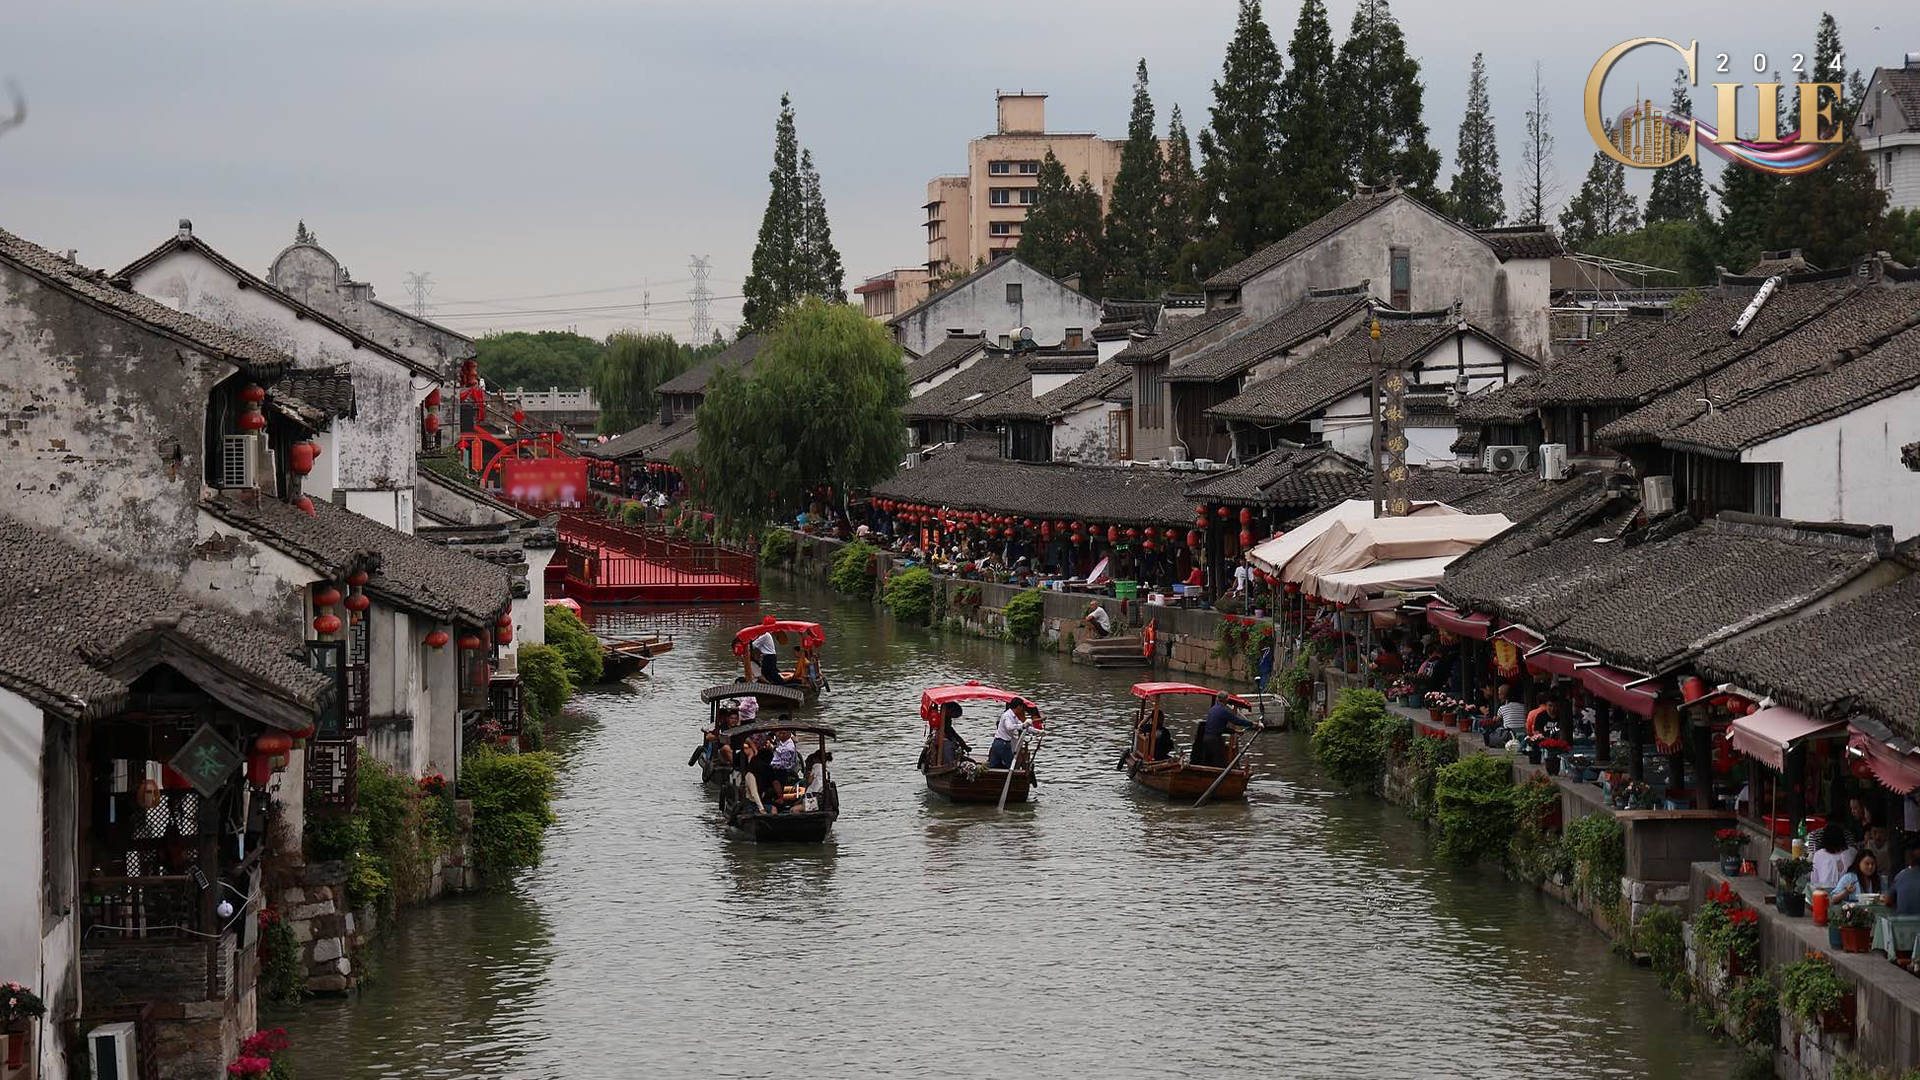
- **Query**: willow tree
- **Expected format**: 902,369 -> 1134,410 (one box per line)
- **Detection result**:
594,332 -> 691,433
688,299 -> 907,531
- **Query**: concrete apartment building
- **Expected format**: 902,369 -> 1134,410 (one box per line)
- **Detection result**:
856,266 -> 933,321
923,92 -> 1126,275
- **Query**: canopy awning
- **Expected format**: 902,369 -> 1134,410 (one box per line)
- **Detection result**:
1729,706 -> 1845,771
1311,554 -> 1461,602
1524,648 -> 1588,679
1424,601 -> 1490,640
920,683 -> 1030,725
1579,664 -> 1663,718
1269,508 -> 1510,587
1245,499 -> 1459,577
732,618 -> 826,656
1849,732 -> 1920,794
1131,682 -> 1247,706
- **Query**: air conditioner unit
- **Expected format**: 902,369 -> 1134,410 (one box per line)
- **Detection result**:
1642,475 -> 1676,516
1146,458 -> 1171,469
89,1021 -> 139,1080
1171,460 -> 1196,471
1537,443 -> 1570,481
220,433 -> 258,489
1482,444 -> 1531,472
906,427 -> 921,448
1170,446 -> 1190,464
1192,458 -> 1217,470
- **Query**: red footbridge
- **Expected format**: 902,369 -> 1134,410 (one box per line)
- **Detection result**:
549,513 -> 759,605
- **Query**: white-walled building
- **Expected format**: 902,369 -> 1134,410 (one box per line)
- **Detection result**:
886,255 -> 1103,358
1861,57 -> 1920,214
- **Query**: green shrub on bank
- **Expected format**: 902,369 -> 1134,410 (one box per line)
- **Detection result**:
1003,589 -> 1046,642
463,746 -> 559,881
258,910 -> 303,1005
518,643 -> 573,721
620,501 -> 646,526
882,567 -> 938,624
1779,954 -> 1850,1026
1311,689 -> 1390,789
1565,812 -> 1626,917
1434,753 -> 1517,866
829,541 -> 878,595
543,604 -> 603,684
1634,904 -> 1689,999
759,529 -> 796,566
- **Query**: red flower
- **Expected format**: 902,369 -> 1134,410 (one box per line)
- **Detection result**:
1729,907 -> 1759,926
227,1056 -> 272,1078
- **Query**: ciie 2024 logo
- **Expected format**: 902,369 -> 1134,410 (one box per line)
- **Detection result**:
1585,37 -> 1845,175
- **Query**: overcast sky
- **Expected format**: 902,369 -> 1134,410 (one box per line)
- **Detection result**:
3,0 -> 1912,341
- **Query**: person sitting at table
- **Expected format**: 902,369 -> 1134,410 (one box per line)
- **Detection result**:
1847,797 -> 1876,846
1889,848 -> 1920,916
1495,686 -> 1530,746
1526,698 -> 1563,739
1833,850 -> 1885,905
1812,825 -> 1856,891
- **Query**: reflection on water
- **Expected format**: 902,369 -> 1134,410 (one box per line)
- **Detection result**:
280,579 -> 1737,1079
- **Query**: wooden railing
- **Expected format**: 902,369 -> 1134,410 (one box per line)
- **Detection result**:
556,513 -> 757,584
82,874 -> 202,942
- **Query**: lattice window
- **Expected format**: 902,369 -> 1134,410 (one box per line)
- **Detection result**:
305,640 -> 347,738
304,739 -> 357,813
219,433 -> 256,489
488,675 -> 523,737
345,616 -> 371,736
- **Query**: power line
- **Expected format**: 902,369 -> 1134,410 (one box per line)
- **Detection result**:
689,255 -> 714,344
401,271 -> 434,317
428,294 -> 744,320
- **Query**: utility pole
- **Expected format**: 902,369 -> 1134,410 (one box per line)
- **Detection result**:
642,279 -> 651,335
402,271 -> 434,317
688,255 -> 713,345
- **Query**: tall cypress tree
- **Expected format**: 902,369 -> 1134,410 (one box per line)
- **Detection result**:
1103,60 -> 1167,299
1192,0 -> 1288,279
1559,127 -> 1639,248
1763,139 -> 1888,269
1159,106 -> 1202,291
797,148 -> 846,304
742,95 -> 806,333
1335,0 -> 1441,199
1799,13 -> 1866,129
1016,152 -> 1104,293
1274,0 -> 1347,234
1645,69 -> 1709,225
1447,52 -> 1504,228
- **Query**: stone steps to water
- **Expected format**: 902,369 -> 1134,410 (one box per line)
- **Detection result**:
1072,635 -> 1151,668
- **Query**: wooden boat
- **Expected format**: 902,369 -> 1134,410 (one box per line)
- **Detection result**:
917,682 -> 1045,804
731,617 -> 829,699
599,634 -> 673,682
1118,682 -> 1256,801
689,682 -> 806,787
714,717 -> 839,842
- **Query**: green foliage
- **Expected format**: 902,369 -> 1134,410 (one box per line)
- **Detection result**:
1433,753 -> 1515,866
1016,151 -> 1106,293
1003,589 -> 1047,643
1273,0 -> 1347,236
595,332 -> 692,434
1335,0 -> 1440,199
1282,650 -> 1315,720
691,299 -> 907,530
758,528 -> 796,566
1587,220 -> 1720,285
543,604 -> 603,685
1764,140 -> 1889,270
347,858 -> 391,911
1887,207 -> 1920,268
742,94 -> 844,332
1508,773 -> 1569,886
1634,905 -> 1690,999
1101,60 -> 1168,299
1715,163 -> 1782,273
1514,63 -> 1556,226
1158,107 -> 1203,290
474,330 -> 604,392
1564,812 -> 1625,919
882,567 -> 939,625
1561,134 -> 1640,248
1311,688 -> 1390,789
517,644 -> 573,722
1779,953 -> 1850,1025
1693,884 -> 1761,973
1645,69 -> 1710,226
259,911 -> 303,1005
829,541 -> 879,595
462,746 -> 559,880
1191,0 -> 1288,278
1725,975 -> 1780,1048
1447,52 -> 1504,229
303,808 -> 368,863
1405,729 -> 1457,820
619,500 -> 646,526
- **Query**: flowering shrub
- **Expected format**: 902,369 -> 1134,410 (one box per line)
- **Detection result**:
417,773 -> 447,797
1714,827 -> 1745,855
1692,881 -> 1761,973
227,1027 -> 292,1079
1,981 -> 46,1023
1535,737 -> 1572,752
1834,903 -> 1875,929
1386,681 -> 1414,699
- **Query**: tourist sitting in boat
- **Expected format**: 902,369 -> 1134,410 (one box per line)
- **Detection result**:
988,699 -> 1036,769
806,749 -> 832,794
1833,851 -> 1885,905
941,702 -> 973,764
1198,694 -> 1257,767
1081,601 -> 1112,639
737,735 -> 772,813
771,725 -> 802,776
1134,712 -> 1175,762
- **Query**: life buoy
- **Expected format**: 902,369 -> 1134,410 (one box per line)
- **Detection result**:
1141,620 -> 1158,658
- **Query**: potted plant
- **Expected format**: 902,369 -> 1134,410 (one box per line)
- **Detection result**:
1714,828 -> 1746,875
1693,882 -> 1760,979
1835,903 -> 1875,953
1563,753 -> 1595,783
1538,736 -> 1571,775
1774,854 -> 1813,917
1524,738 -> 1544,766
1,981 -> 45,1069
1779,952 -> 1855,1035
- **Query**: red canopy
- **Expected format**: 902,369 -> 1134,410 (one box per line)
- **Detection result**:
732,617 -> 826,656
1579,665 -> 1662,717
1131,682 -> 1249,707
919,682 -> 1034,726
1729,706 -> 1844,772
1849,733 -> 1920,795
1424,601 -> 1490,640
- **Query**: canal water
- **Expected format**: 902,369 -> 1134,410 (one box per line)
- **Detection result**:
281,578 -> 1741,1079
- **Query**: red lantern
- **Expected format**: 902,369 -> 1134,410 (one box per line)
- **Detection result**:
255,732 -> 294,757
290,441 -> 316,475
1682,676 -> 1708,703
1239,507 -> 1252,526
1107,526 -> 1119,543
1217,506 -> 1230,519
1196,514 -> 1210,530
312,613 -> 342,636
1188,530 -> 1203,546
240,384 -> 267,404
1194,504 -> 1207,515
425,630 -> 450,649
162,765 -> 192,791
296,496 -> 315,516
1070,532 -> 1082,545
1165,529 -> 1178,543
344,592 -> 370,613
1239,530 -> 1254,547
247,754 -> 272,787
424,412 -> 441,433
239,409 -> 268,431
497,625 -> 513,645
313,586 -> 342,609
1143,539 -> 1156,553
1126,527 -> 1138,540
459,633 -> 484,651
347,570 -> 368,587
424,387 -> 442,408
497,613 -> 513,628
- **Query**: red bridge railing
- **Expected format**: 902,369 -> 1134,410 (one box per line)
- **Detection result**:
554,513 -> 757,589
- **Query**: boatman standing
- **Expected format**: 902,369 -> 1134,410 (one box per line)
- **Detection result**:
989,698 -> 1037,769
748,619 -> 795,686
1199,693 -> 1259,767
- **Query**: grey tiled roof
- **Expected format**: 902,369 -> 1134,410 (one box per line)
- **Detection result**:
905,334 -> 987,385
901,355 -> 1031,421
273,365 -> 357,426
1182,445 -> 1366,508
1475,226 -> 1565,260
656,334 -> 767,396
1697,572 -> 1920,733
585,417 -> 699,462
1207,321 -> 1454,424
870,451 -> 1197,527
1163,291 -> 1367,384
1202,191 -> 1400,289
414,463 -> 537,522
1905,441 -> 1920,472
1031,363 -> 1133,417
1883,69 -> 1920,131
1111,307 -> 1241,365
0,513 -> 330,722
0,226 -> 293,378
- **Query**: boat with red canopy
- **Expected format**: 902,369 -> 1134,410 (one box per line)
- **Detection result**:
731,617 -> 828,697
1118,682 -> 1257,800
917,681 -> 1045,803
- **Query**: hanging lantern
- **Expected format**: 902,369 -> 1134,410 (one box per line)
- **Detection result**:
1194,504 -> 1207,516
1070,532 -> 1082,545
1682,676 -> 1708,703
313,585 -> 342,608
1165,529 -> 1178,543
291,721 -> 316,751
1103,525 -> 1116,544
424,387 -> 442,408
135,777 -> 162,810
423,412 -> 441,433
313,613 -> 342,636
425,629 -> 450,649
247,754 -> 272,788
345,591 -> 370,613
1196,514 -> 1210,530
1239,530 -> 1254,547
497,625 -> 513,645
239,408 -> 268,432
1143,539 -> 1156,553
1238,507 -> 1252,527
497,613 -> 513,628
296,496 -> 315,516
240,384 -> 267,405
348,569 -> 368,588
290,441 -> 316,476
513,410 -> 527,424
1125,527 -> 1138,540
459,632 -> 484,651
1188,530 -> 1203,546
255,732 -> 294,758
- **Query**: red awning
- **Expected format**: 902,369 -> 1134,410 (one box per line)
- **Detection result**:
1494,625 -> 1545,652
1849,732 -> 1920,795
1728,706 -> 1845,771
1580,665 -> 1662,717
1425,601 -> 1490,640
1524,649 -> 1587,678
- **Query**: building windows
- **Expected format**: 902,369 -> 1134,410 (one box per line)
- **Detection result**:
1109,409 -> 1133,460
1886,152 -> 1896,189
1390,247 -> 1411,309
989,222 -> 1016,237
1750,462 -> 1783,517
1006,283 -> 1023,304
1017,161 -> 1040,175
989,161 -> 1012,175
1064,327 -> 1084,348
990,188 -> 1012,206
1137,360 -> 1166,429
1017,189 -> 1037,206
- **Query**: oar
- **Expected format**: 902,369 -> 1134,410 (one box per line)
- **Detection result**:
1194,723 -> 1265,808
997,721 -> 1038,812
